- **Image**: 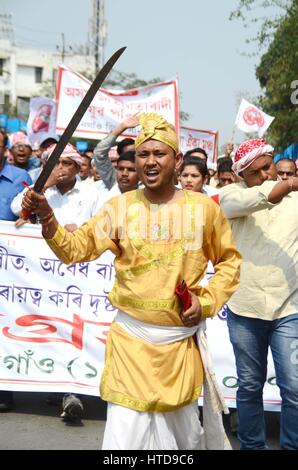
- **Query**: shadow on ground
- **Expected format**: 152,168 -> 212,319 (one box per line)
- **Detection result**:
4,391 -> 107,420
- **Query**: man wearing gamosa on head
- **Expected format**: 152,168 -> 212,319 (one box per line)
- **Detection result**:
21,113 -> 241,450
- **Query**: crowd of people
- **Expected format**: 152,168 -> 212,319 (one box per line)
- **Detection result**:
0,112 -> 298,450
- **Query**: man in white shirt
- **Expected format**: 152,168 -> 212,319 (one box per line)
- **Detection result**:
220,138 -> 298,450
92,115 -> 138,190
100,150 -> 140,204
11,143 -> 104,230
11,143 -> 105,423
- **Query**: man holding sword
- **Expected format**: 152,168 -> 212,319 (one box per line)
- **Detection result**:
21,112 -> 241,449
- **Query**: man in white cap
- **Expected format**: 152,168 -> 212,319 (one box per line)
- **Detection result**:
9,132 -> 40,178
11,142 -> 105,422
220,138 -> 298,450
12,143 -> 104,230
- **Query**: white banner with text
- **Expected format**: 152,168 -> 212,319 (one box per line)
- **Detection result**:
0,222 -> 280,410
180,126 -> 218,164
55,65 -> 179,140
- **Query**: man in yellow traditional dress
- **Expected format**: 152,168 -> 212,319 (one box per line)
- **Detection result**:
21,113 -> 241,450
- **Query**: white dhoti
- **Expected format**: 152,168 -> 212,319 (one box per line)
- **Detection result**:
102,401 -> 204,450
101,310 -> 231,450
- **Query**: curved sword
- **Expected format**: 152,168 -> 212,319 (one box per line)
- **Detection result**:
22,46 -> 126,218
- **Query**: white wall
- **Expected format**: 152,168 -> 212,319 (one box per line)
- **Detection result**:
0,39 -> 95,107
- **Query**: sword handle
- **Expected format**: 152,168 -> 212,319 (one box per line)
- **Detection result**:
21,208 -> 31,219
175,280 -> 192,312
21,181 -> 32,220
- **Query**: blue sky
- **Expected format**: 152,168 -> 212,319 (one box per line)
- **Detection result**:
1,0 -> 277,149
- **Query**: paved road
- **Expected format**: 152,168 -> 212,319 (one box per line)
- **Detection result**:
0,392 -> 280,450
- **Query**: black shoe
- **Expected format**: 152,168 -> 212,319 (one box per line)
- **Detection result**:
60,394 -> 84,422
0,391 -> 14,412
229,410 -> 238,435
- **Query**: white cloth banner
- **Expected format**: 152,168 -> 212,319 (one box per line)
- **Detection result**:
235,98 -> 275,138
55,65 -> 179,140
0,222 -> 281,410
26,97 -> 57,147
180,126 -> 218,164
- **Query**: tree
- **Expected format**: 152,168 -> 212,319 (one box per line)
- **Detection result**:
231,0 -> 298,151
230,0 -> 291,51
256,1 -> 298,150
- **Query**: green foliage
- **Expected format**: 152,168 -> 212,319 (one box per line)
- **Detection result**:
256,1 -> 298,150
231,0 -> 298,151
230,0 -> 291,50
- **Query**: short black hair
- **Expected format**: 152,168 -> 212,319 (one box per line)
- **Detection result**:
217,157 -> 233,174
40,137 -> 59,150
117,150 -> 136,165
81,153 -> 93,166
180,156 -> 209,178
276,158 -> 296,170
184,147 -> 208,160
117,138 -> 135,156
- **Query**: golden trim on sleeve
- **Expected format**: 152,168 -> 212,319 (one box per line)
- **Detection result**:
198,296 -> 212,319
47,224 -> 66,246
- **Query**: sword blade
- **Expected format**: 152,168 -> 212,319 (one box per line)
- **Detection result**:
34,46 -> 126,193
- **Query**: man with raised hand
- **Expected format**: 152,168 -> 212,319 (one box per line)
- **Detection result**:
220,138 -> 298,450
92,114 -> 138,190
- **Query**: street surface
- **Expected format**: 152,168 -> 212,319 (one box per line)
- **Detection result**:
0,392 -> 281,450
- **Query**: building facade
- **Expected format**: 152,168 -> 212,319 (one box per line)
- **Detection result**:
0,38 -> 95,114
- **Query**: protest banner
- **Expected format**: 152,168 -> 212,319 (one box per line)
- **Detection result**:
27,97 -> 57,147
180,126 -> 218,164
0,221 -> 280,410
55,65 -> 179,140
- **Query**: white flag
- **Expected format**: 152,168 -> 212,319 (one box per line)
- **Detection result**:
235,98 -> 274,137
27,97 -> 57,147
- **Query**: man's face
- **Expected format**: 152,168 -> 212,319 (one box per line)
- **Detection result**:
54,157 -> 79,185
135,139 -> 182,191
11,143 -> 32,167
32,104 -> 52,133
116,160 -> 139,193
276,160 -> 296,181
79,156 -> 92,180
241,154 -> 277,187
217,171 -> 235,187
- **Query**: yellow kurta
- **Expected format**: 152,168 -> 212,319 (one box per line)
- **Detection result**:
47,189 -> 241,411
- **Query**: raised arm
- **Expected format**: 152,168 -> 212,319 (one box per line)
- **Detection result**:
93,114 -> 139,189
220,180 -> 279,218
267,176 -> 298,203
